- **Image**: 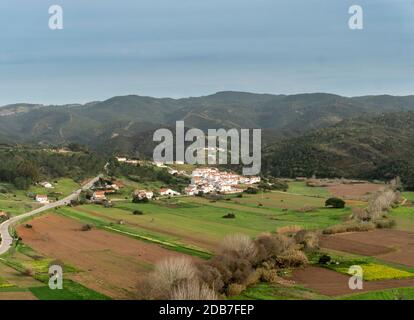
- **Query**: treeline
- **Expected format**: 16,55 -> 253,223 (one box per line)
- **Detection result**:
0,149 -> 106,190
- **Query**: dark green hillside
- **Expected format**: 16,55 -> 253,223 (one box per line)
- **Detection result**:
263,112 -> 414,188
0,147 -> 106,189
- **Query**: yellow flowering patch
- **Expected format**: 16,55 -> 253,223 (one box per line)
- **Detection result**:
339,263 -> 414,281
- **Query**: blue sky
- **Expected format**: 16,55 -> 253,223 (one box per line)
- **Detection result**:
0,0 -> 413,105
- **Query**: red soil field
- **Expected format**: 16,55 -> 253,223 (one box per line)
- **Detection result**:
292,266 -> 414,297
321,229 -> 414,268
328,183 -> 383,199
17,214 -> 192,299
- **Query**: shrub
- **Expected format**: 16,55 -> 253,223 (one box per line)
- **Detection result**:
323,221 -> 375,235
277,225 -> 303,235
171,280 -> 218,300
255,234 -> 293,263
133,210 -> 144,215
244,187 -> 258,194
196,263 -> 225,292
259,268 -> 280,283
208,252 -> 254,288
275,249 -> 308,268
294,230 -> 319,252
222,213 -> 236,219
81,224 -> 92,231
154,257 -> 197,289
375,218 -> 396,229
219,234 -> 257,260
226,283 -> 246,296
325,197 -> 346,209
318,254 -> 332,265
352,207 -> 370,221
24,224 -> 33,229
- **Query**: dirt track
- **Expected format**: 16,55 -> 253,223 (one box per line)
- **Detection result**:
292,266 -> 414,296
321,229 -> 414,268
17,214 -> 191,299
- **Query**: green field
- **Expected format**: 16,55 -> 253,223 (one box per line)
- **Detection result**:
0,178 -> 80,217
341,287 -> 414,300
0,243 -> 109,300
54,190 -> 351,253
233,283 -> 329,300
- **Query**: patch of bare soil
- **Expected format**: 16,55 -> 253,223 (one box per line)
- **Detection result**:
17,214 -> 193,299
321,229 -> 414,268
328,183 -> 383,200
292,266 -> 414,297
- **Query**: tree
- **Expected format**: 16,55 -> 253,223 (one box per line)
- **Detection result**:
325,197 -> 345,209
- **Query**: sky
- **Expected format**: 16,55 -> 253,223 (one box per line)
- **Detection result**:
0,0 -> 413,105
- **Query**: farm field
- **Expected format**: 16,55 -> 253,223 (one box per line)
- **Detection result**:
0,178 -> 80,217
320,229 -> 414,268
53,186 -> 354,253
15,213 -> 194,299
0,243 -> 109,300
5,179 -> 414,300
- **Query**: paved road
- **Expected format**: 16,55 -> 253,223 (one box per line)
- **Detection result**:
0,175 -> 101,255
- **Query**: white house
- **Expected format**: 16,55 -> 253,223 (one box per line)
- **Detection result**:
92,191 -> 107,201
134,190 -> 154,200
184,186 -> 197,196
35,195 -> 49,204
40,181 -> 53,189
159,188 -> 180,196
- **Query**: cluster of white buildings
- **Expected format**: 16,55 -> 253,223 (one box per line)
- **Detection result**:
115,156 -> 140,165
185,168 -> 260,195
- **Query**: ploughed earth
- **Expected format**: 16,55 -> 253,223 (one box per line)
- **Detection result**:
320,229 -> 414,268
291,229 -> 414,297
292,266 -> 414,297
17,214 -> 192,299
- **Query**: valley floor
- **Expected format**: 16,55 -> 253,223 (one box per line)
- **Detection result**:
1,179 -> 414,300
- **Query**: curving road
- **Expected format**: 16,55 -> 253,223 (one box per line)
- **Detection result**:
0,175 -> 101,255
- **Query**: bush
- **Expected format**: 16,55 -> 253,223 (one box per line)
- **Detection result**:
323,221 -> 375,235
171,280 -> 218,300
222,213 -> 236,219
318,254 -> 332,265
375,218 -> 396,229
259,268 -> 280,283
24,224 -> 33,229
133,210 -> 144,215
219,234 -> 257,260
255,234 -> 293,263
226,283 -> 246,296
325,197 -> 346,209
294,230 -> 319,252
275,249 -> 308,268
244,187 -> 258,194
81,224 -> 92,231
